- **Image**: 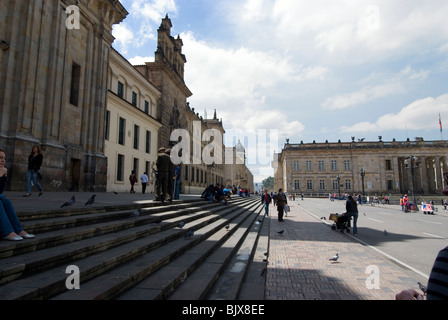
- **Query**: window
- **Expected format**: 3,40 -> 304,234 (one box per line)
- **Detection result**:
294,161 -> 300,171
306,161 -> 312,171
191,167 -> 195,182
331,160 -> 337,171
105,110 -> 110,140
344,160 -> 351,171
117,154 -> 124,181
345,180 -> 352,190
387,180 -> 394,191
307,180 -> 313,190
117,81 -> 124,98
133,125 -> 140,150
145,131 -> 151,154
185,165 -> 189,181
318,161 -> 325,171
118,117 -> 126,146
70,63 -> 81,106
294,180 -> 300,190
386,160 -> 392,171
332,180 -> 339,190
144,100 -> 149,114
133,158 -> 139,175
320,180 -> 326,190
132,91 -> 138,107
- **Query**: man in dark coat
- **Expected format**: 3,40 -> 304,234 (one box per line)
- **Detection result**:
156,148 -> 171,202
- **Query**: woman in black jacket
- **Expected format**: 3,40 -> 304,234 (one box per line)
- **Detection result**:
24,145 -> 44,197
346,195 -> 358,235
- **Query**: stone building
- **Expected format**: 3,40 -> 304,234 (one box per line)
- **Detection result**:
0,0 -> 128,191
105,49 -> 162,193
224,141 -> 255,192
273,138 -> 448,197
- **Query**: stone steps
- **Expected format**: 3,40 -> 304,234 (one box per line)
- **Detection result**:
0,196 -> 267,300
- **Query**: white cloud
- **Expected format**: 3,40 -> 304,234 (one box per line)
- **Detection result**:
130,0 -> 177,23
340,93 -> 448,133
112,23 -> 135,55
128,56 -> 154,65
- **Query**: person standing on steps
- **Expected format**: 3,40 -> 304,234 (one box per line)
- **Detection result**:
24,145 -> 44,197
156,148 -> 171,203
261,190 -> 272,216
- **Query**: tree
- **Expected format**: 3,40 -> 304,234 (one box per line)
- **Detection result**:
262,176 -> 274,191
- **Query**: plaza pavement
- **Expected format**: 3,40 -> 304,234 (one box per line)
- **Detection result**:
5,191 -> 443,300
265,198 -> 439,300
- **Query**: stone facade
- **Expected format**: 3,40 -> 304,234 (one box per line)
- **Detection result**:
273,139 -> 448,196
0,0 -> 128,191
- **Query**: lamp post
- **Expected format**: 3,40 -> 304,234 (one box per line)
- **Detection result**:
405,156 -> 420,211
337,174 -> 341,200
360,168 -> 366,201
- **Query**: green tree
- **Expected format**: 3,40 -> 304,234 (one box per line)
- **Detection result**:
262,176 -> 274,191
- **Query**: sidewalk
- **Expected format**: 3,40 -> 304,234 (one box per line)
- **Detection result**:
265,201 -> 429,300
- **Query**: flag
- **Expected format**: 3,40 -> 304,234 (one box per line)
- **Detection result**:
439,113 -> 443,133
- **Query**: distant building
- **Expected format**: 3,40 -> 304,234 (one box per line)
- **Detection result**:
273,138 -> 448,196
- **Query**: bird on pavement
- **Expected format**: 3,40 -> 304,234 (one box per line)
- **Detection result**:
418,282 -> 427,296
177,221 -> 186,229
329,253 -> 339,262
225,224 -> 230,231
185,228 -> 195,240
132,208 -> 142,218
384,229 -> 389,236
85,194 -> 96,206
60,195 -> 75,208
277,230 -> 284,235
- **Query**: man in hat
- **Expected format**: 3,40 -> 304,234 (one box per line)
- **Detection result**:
156,147 -> 171,202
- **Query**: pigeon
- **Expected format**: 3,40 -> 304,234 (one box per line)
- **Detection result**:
277,230 -> 284,235
132,208 -> 142,217
384,229 -> 389,236
258,219 -> 263,223
152,217 -> 162,224
85,194 -> 96,206
225,224 -> 230,231
320,217 -> 326,220
418,282 -> 427,295
60,195 -> 75,208
177,221 -> 186,229
363,213 -> 366,216
329,253 -> 339,262
185,228 -> 195,240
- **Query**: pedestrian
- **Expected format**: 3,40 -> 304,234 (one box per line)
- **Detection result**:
0,149 -> 36,241
173,164 -> 181,200
403,194 -> 409,212
346,195 -> 359,235
140,172 -> 149,194
261,190 -> 272,216
276,188 -> 287,222
129,170 -> 137,194
165,149 -> 174,202
400,197 -> 404,211
156,147 -> 171,202
24,145 -> 44,197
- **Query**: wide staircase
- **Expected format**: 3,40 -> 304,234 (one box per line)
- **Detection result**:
0,196 -> 269,300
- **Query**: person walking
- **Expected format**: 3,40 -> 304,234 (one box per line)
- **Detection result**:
140,172 -> 149,194
173,164 -> 181,200
156,148 -> 171,202
129,170 -> 137,194
261,190 -> 272,216
346,195 -> 359,235
276,188 -> 287,222
24,145 -> 44,197
0,149 -> 36,241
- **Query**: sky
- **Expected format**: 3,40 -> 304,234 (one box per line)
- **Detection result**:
112,0 -> 448,183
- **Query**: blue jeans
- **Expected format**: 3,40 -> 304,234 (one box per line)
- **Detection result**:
26,169 -> 43,193
264,203 -> 269,215
0,195 -> 24,237
174,180 -> 180,200
347,211 -> 358,234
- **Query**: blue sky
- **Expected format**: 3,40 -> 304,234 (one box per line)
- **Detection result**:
112,0 -> 448,183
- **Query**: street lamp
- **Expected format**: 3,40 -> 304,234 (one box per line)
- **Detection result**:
337,174 -> 341,200
360,168 -> 366,199
404,156 -> 420,211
